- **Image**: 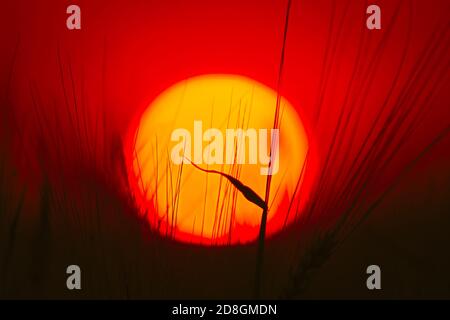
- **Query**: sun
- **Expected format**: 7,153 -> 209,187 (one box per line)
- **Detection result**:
126,74 -> 310,245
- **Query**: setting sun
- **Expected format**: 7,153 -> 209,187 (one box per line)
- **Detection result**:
127,74 -> 309,245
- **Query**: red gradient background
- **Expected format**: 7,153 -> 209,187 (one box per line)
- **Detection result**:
1,0 -> 450,300
1,0 -> 449,242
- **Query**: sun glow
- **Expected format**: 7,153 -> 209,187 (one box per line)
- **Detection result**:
127,74 -> 309,245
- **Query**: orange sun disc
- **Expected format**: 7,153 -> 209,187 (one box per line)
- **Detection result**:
126,74 -> 311,245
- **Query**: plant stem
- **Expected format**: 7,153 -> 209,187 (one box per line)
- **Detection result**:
254,0 -> 292,299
